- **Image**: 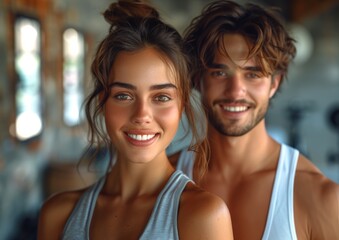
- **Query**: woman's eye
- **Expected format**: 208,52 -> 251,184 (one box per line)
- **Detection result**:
154,95 -> 171,102
114,93 -> 132,101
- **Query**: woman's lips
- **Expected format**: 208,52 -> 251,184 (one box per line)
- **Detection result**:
124,132 -> 159,146
127,133 -> 156,141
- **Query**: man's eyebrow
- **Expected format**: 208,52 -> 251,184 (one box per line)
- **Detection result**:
240,66 -> 263,72
108,82 -> 177,90
208,63 -> 263,72
208,63 -> 229,69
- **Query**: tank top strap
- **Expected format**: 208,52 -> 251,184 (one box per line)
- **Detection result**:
140,170 -> 191,240
62,177 -> 105,240
262,144 -> 299,240
176,148 -> 195,179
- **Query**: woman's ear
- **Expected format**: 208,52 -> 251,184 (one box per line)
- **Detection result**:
99,92 -> 103,103
269,73 -> 282,98
98,92 -> 106,114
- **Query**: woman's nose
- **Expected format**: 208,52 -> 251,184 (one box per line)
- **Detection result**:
131,99 -> 152,124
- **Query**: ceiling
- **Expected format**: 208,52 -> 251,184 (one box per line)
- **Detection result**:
55,0 -> 338,38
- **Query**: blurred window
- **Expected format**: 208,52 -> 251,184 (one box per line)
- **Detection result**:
14,16 -> 42,141
63,28 -> 85,126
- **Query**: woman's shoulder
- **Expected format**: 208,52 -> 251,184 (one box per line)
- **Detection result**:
181,182 -> 228,216
37,188 -> 88,240
178,182 -> 233,239
43,188 -> 85,214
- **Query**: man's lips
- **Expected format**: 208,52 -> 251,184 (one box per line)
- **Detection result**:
222,105 -> 249,112
214,99 -> 253,113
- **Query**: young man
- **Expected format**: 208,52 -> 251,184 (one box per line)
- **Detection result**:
170,1 -> 339,239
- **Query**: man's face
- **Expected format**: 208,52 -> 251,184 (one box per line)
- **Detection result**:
200,34 -> 280,136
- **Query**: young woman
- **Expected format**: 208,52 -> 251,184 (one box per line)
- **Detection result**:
37,1 -> 233,239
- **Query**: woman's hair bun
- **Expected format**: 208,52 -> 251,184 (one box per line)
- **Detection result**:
103,0 -> 160,26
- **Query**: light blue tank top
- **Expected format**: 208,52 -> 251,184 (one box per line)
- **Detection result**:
62,170 -> 191,240
177,144 -> 299,240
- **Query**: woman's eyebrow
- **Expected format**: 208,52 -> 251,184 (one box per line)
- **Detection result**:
109,82 -> 177,90
108,82 -> 136,90
150,83 -> 177,90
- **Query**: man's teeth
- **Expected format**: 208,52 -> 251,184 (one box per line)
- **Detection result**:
223,106 -> 247,112
128,134 -> 155,141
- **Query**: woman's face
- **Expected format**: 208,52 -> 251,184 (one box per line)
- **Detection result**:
104,47 -> 182,164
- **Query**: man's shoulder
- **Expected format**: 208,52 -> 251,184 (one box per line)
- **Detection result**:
294,153 -> 338,193
168,148 -> 193,167
294,154 -> 339,238
168,150 -> 182,167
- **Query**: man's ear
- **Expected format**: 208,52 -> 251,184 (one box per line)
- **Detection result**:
269,73 -> 282,98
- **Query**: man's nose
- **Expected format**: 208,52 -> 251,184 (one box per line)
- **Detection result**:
224,73 -> 246,97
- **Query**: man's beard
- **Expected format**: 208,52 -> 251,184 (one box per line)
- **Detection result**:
206,101 -> 268,137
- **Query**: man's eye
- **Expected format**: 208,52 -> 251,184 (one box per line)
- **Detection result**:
211,70 -> 226,77
209,69 -> 233,79
245,72 -> 261,79
155,95 -> 171,102
114,94 -> 132,101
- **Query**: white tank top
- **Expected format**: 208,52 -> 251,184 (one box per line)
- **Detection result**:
62,170 -> 191,240
176,144 -> 299,240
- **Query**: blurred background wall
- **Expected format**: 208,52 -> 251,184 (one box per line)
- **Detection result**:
0,0 -> 338,239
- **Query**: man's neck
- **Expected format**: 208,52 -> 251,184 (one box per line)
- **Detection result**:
196,120 -> 281,203
206,120 -> 278,176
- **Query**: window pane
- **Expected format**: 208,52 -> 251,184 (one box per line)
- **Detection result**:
63,28 -> 85,126
14,17 -> 42,141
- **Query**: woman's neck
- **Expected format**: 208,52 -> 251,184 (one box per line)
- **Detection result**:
103,154 -> 175,202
